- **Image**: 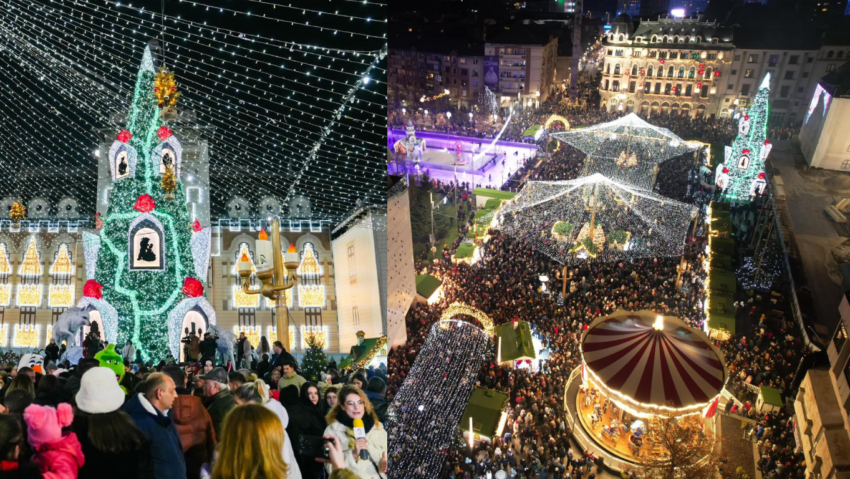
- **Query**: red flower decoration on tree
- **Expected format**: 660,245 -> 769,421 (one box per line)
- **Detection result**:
744,115 -> 749,121
192,219 -> 203,233
758,172 -> 766,179
133,194 -> 156,213
722,168 -> 730,174
157,126 -> 173,142
117,129 -> 132,143
743,149 -> 750,154
182,277 -> 204,298
84,280 -> 103,300
764,139 -> 770,145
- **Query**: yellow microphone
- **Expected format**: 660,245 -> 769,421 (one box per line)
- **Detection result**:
353,418 -> 368,460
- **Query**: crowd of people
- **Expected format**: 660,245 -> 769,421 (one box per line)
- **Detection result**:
389,101 -> 812,478
0,337 -> 389,479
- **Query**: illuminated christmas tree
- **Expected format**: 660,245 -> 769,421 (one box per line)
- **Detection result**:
720,74 -> 773,202
90,47 -> 206,361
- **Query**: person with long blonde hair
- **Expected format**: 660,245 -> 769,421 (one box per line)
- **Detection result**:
211,404 -> 288,479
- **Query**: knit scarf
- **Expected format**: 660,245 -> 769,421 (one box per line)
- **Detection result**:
335,410 -> 375,451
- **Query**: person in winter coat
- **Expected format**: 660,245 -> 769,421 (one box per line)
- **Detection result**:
0,414 -> 42,479
278,362 -> 307,394
199,334 -> 218,365
280,384 -> 326,479
161,366 -> 215,479
44,339 -> 60,365
23,403 -> 84,479
197,367 -> 236,437
323,386 -> 387,479
71,367 -> 155,479
209,405 -> 289,479
233,381 -> 302,479
258,336 -> 272,359
364,378 -> 387,424
123,373 -> 186,479
122,341 -> 136,365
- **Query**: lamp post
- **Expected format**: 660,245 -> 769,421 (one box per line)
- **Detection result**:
237,218 -> 298,351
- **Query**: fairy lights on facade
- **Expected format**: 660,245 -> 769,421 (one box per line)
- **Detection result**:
13,324 -> 39,348
0,244 -> 10,275
16,285 -> 43,307
18,237 -> 41,276
267,326 -> 278,345
439,302 -> 495,338
297,244 -> 323,275
0,324 -> 7,347
301,325 -> 329,350
49,244 -> 74,275
298,285 -> 325,308
233,325 -> 262,349
48,285 -> 75,308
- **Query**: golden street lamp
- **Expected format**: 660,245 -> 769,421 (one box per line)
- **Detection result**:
237,218 -> 298,351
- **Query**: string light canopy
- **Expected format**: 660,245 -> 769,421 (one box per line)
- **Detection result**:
550,113 -> 700,190
386,319 -> 491,478
498,174 -> 696,266
0,0 -> 386,222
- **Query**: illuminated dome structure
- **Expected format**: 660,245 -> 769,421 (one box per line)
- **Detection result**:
566,310 -> 727,469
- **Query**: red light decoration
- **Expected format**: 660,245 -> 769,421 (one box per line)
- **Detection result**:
744,115 -> 749,121
758,172 -> 766,179
672,86 -> 677,91
660,59 -> 665,64
640,69 -> 646,75
84,280 -> 103,300
722,167 -> 730,174
117,129 -> 132,143
133,194 -> 156,213
743,149 -> 751,154
697,82 -> 702,88
157,126 -> 173,142
764,139 -> 770,145
192,219 -> 203,233
182,277 -> 204,298
714,71 -> 721,76
699,64 -> 705,69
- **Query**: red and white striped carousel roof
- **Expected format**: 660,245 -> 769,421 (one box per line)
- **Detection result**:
581,311 -> 727,409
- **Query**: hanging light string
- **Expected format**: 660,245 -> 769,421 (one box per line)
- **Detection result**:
0,31 -> 380,218
0,8 -> 385,164
17,0 -> 387,109
0,0 -> 380,218
283,43 -> 385,209
0,19 -> 382,175
115,0 -> 386,40
185,0 -> 386,23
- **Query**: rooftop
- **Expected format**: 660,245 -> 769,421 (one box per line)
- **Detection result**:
486,26 -> 555,46
820,61 -> 850,97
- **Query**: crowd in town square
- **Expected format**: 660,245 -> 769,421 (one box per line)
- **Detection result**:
389,118 -> 813,478
0,334 -> 389,479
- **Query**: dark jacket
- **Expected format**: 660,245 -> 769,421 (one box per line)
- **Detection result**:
72,415 -> 155,479
199,339 -> 217,363
123,393 -> 186,479
270,349 -> 296,370
366,390 -> 387,424
44,343 -> 60,363
282,384 -> 326,479
203,389 -> 236,438
170,389 -> 216,479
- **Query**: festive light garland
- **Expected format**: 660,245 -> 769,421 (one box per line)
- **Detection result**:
0,324 -> 7,347
550,113 -> 700,190
499,174 -> 696,266
83,232 -> 102,280
49,244 -> 74,275
720,74 -> 772,202
301,325 -> 329,350
297,243 -> 323,275
386,320 -> 491,477
439,302 -> 495,338
16,285 -> 43,307
18,237 -> 41,276
0,244 -> 10,275
298,285 -> 326,308
0,0 -> 385,220
13,324 -> 39,348
0,284 -> 11,307
190,227 -> 211,279
48,285 -> 75,308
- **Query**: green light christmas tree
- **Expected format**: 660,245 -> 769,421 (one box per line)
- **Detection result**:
719,74 -> 773,203
300,332 -> 329,382
91,47 -> 203,361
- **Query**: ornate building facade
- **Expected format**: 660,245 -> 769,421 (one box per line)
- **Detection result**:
598,16 -> 734,118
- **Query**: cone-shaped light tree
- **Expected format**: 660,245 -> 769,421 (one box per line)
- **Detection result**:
720,74 -> 773,202
93,47 -> 202,361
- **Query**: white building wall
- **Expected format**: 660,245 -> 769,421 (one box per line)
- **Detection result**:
332,215 -> 384,354
387,189 -> 414,348
802,97 -> 850,170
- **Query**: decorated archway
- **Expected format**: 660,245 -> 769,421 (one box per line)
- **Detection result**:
439,301 -> 494,338
544,114 -> 570,131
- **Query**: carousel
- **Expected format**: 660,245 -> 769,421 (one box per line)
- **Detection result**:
566,309 -> 728,469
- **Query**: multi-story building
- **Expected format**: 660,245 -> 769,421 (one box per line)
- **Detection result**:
792,292 -> 850,479
799,61 -> 850,170
485,29 -> 559,109
387,36 -> 486,110
598,15 -> 735,118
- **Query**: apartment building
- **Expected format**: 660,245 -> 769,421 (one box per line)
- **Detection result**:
793,293 -> 850,479
485,29 -> 559,109
598,15 -> 735,118
387,37 -> 486,110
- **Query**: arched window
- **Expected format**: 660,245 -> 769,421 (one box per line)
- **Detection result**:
678,66 -> 685,78
128,215 -> 165,271
663,36 -> 669,43
606,63 -> 611,74
647,65 -> 654,76
652,35 -> 658,43
695,36 -> 701,43
689,67 -> 695,78
668,66 -> 675,77
612,80 -> 620,91
839,51 -> 845,59
705,67 -> 712,79
679,36 -> 685,44
614,64 -> 621,75
619,34 -> 624,42
631,64 -> 638,75
827,50 -> 835,58
674,36 -> 679,43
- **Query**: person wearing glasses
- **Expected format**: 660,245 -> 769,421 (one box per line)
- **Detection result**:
323,386 -> 387,479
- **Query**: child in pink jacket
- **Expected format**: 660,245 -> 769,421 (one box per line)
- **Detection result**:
23,403 -> 85,479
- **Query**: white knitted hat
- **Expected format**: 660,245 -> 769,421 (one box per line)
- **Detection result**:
75,367 -> 125,414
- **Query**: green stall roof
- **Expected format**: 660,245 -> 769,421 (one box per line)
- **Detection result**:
455,243 -> 476,259
711,237 -> 736,257
710,253 -> 733,271
759,386 -> 783,407
472,188 -> 518,200
415,274 -> 442,299
707,292 -> 737,336
710,210 -> 732,236
459,388 -> 509,439
484,198 -> 503,210
709,268 -> 737,294
495,321 -> 537,362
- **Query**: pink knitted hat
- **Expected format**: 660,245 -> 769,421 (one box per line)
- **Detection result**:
23,403 -> 74,448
